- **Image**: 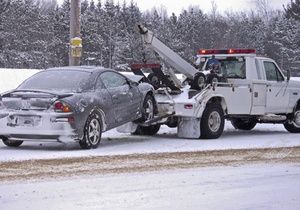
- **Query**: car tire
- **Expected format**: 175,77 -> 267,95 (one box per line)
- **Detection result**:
231,118 -> 257,130
132,124 -> 161,136
1,136 -> 23,147
200,103 -> 224,139
139,94 -> 156,123
79,112 -> 102,149
284,110 -> 300,133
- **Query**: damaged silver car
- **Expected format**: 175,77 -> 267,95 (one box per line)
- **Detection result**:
0,66 -> 157,149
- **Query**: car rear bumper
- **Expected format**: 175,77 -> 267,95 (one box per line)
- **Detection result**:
0,111 -> 78,143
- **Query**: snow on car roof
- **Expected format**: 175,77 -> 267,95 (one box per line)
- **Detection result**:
47,66 -> 108,73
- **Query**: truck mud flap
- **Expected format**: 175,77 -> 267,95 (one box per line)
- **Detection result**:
178,117 -> 201,139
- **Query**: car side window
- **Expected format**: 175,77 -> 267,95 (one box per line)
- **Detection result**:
100,71 -> 128,88
95,77 -> 105,90
264,62 -> 284,82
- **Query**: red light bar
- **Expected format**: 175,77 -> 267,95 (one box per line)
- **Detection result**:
131,63 -> 161,69
198,49 -> 256,55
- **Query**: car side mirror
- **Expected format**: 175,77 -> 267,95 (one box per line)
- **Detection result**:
128,80 -> 138,88
286,69 -> 291,82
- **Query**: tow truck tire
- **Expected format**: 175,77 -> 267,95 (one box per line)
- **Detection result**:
132,124 -> 161,136
147,73 -> 160,88
284,110 -> 300,133
1,137 -> 23,147
284,123 -> 300,133
231,118 -> 257,130
200,103 -> 224,139
192,72 -> 206,90
207,74 -> 220,84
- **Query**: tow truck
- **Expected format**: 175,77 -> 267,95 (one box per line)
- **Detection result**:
118,25 -> 300,139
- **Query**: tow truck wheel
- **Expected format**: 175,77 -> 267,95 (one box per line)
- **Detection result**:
284,110 -> 300,133
1,136 -> 23,147
231,118 -> 257,130
207,74 -> 219,84
192,72 -> 206,90
147,73 -> 160,88
200,103 -> 224,139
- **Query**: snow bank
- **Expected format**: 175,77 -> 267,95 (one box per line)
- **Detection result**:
0,68 -> 40,93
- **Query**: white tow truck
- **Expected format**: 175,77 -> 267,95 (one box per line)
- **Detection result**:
119,25 -> 300,139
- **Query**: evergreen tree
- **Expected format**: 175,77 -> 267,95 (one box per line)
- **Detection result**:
0,0 -> 298,73
284,0 -> 300,20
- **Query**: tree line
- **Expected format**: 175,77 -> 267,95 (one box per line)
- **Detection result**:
0,0 -> 299,75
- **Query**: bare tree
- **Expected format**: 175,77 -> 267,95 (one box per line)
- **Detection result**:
254,0 -> 272,22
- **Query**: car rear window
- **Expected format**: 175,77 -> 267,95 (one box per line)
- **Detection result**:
18,70 -> 91,92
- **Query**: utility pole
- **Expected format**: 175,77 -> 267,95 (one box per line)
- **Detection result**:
69,0 -> 82,66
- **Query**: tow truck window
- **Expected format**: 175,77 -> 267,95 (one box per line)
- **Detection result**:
264,62 -> 284,82
205,57 -> 246,79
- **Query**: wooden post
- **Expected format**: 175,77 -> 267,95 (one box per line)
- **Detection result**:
69,0 -> 81,66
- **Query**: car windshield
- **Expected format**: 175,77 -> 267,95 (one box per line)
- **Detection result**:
18,70 -> 91,92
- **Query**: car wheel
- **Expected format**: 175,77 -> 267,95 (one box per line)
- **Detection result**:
79,112 -> 102,149
140,94 -> 156,123
132,124 -> 161,136
200,103 -> 224,139
231,118 -> 257,130
1,136 -> 23,147
284,110 -> 300,133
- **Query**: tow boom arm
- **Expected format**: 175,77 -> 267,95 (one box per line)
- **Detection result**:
138,25 -> 199,80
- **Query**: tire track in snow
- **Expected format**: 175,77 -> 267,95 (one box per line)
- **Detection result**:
1,146 -> 299,182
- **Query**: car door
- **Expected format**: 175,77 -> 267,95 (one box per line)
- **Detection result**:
263,61 -> 289,113
99,71 -> 137,125
127,80 -> 143,120
94,76 -> 116,129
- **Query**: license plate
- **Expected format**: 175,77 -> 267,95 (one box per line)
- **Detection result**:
7,115 -> 41,127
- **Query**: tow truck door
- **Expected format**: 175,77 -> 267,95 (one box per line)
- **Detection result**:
263,61 -> 289,113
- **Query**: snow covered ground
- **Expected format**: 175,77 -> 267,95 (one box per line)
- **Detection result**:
0,123 -> 300,162
1,163 -> 299,210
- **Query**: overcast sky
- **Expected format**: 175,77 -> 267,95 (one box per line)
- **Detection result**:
57,0 -> 291,15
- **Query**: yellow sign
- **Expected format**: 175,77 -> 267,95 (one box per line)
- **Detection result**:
71,47 -> 82,57
70,37 -> 82,57
70,37 -> 82,46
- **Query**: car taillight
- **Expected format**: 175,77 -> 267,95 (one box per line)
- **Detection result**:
53,101 -> 72,113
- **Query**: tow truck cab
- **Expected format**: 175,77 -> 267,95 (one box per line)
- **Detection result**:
153,48 -> 300,139
195,48 -> 300,116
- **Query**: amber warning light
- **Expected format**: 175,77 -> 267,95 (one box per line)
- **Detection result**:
199,49 -> 256,55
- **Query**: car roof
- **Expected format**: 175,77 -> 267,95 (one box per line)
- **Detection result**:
47,66 -> 110,73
